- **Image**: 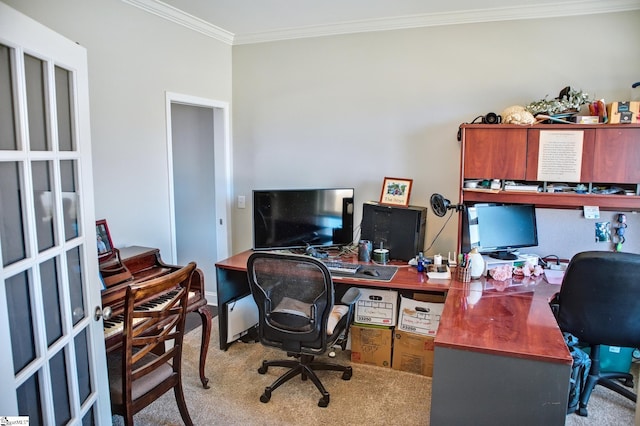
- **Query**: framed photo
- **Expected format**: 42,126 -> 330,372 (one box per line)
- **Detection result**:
96,219 -> 114,261
379,177 -> 413,207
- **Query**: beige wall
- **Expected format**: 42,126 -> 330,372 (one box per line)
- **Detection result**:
5,0 -> 233,259
232,12 -> 640,259
6,2 -> 640,263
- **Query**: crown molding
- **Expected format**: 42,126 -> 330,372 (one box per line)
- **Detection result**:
122,0 -> 234,44
123,0 -> 640,46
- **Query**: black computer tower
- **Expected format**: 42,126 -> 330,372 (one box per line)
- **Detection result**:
361,202 -> 427,262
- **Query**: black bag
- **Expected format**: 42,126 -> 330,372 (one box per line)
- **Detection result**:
564,332 -> 591,414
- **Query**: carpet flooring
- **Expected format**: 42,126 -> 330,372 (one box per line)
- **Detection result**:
112,316 -> 638,425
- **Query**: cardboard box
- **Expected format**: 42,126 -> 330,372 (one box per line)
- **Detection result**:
397,295 -> 443,336
350,323 -> 393,368
392,330 -> 435,376
608,101 -> 640,124
355,288 -> 398,326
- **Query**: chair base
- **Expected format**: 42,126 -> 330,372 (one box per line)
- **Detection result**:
576,372 -> 636,417
257,354 -> 352,407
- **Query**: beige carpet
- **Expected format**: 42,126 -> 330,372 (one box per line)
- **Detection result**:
113,318 -> 637,425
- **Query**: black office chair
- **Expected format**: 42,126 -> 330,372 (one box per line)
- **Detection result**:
246,251 -> 360,407
555,251 -> 640,417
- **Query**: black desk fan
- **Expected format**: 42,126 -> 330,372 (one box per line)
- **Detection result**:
430,193 -> 464,217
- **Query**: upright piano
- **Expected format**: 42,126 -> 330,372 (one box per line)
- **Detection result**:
100,246 -> 212,388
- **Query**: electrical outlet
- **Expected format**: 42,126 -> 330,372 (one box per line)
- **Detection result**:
237,195 -> 245,209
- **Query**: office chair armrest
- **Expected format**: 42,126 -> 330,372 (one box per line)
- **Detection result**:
327,305 -> 349,335
341,287 -> 361,306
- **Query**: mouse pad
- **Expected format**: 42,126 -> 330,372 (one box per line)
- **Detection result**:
332,265 -> 398,281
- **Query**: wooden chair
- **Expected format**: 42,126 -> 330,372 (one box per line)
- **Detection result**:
107,262 -> 197,425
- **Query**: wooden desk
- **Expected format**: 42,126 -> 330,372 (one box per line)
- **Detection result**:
215,251 -> 571,424
431,276 -> 572,425
215,250 -> 450,350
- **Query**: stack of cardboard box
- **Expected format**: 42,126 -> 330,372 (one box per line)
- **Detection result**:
350,288 -> 397,368
350,288 -> 445,377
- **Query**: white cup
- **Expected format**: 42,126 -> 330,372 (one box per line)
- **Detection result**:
433,254 -> 442,266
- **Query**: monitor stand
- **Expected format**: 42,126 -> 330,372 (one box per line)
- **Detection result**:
489,251 -> 518,260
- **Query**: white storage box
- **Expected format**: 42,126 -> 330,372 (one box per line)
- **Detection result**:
397,295 -> 444,336
355,288 -> 398,326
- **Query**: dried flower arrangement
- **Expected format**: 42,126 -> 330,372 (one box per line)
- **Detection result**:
525,86 -> 591,116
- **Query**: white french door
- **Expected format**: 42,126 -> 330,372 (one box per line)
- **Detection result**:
0,3 -> 110,425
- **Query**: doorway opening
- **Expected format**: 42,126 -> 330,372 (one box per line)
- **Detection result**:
166,93 -> 231,304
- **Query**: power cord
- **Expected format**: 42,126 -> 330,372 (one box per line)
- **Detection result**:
540,255 -> 561,268
424,209 -> 455,252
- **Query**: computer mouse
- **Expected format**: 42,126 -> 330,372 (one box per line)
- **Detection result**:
364,269 -> 380,277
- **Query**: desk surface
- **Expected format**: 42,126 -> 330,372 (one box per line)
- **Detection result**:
215,249 -> 451,293
439,277 -> 571,364
215,250 -> 571,365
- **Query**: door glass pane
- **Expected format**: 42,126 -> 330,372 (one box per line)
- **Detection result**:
32,160 -> 56,251
0,43 -> 17,150
24,54 -> 49,151
41,257 -> 63,346
17,372 -> 43,425
51,348 -> 71,425
75,328 -> 92,404
0,161 -> 27,266
66,246 -> 85,326
55,65 -> 74,152
82,407 -> 95,426
61,160 -> 78,241
6,270 -> 35,373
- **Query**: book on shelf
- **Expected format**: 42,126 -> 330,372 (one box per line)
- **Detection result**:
463,188 -> 500,193
503,183 -> 541,192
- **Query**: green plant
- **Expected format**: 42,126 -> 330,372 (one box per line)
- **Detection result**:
525,87 -> 591,115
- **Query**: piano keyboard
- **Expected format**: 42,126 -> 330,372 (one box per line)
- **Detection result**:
103,290 -> 196,339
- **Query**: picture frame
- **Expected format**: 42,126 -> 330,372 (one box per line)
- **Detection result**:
379,177 -> 413,207
96,219 -> 114,261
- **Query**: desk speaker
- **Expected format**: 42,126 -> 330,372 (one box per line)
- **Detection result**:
361,202 -> 427,262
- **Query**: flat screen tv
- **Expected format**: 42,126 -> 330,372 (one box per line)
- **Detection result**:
252,188 -> 355,250
464,203 -> 538,260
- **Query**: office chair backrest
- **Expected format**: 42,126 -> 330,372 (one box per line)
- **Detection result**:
247,252 -> 334,354
556,251 -> 640,347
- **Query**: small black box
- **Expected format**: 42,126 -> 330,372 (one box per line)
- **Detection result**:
361,202 -> 427,262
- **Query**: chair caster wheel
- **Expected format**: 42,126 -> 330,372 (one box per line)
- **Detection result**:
258,361 -> 268,374
260,388 -> 272,403
342,367 -> 352,380
624,378 -> 634,387
318,395 -> 330,407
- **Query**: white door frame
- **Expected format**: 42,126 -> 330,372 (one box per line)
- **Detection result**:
165,92 -> 232,302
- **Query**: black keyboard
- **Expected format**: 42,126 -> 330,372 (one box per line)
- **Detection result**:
322,261 -> 361,274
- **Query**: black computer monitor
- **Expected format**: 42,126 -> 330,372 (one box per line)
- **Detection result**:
465,203 -> 538,260
252,188 -> 354,250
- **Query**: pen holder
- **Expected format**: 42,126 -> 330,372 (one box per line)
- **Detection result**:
457,266 -> 471,282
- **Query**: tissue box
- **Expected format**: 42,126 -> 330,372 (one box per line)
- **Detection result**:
544,269 -> 565,285
607,101 -> 640,124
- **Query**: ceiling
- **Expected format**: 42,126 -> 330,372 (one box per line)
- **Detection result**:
124,0 -> 640,45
